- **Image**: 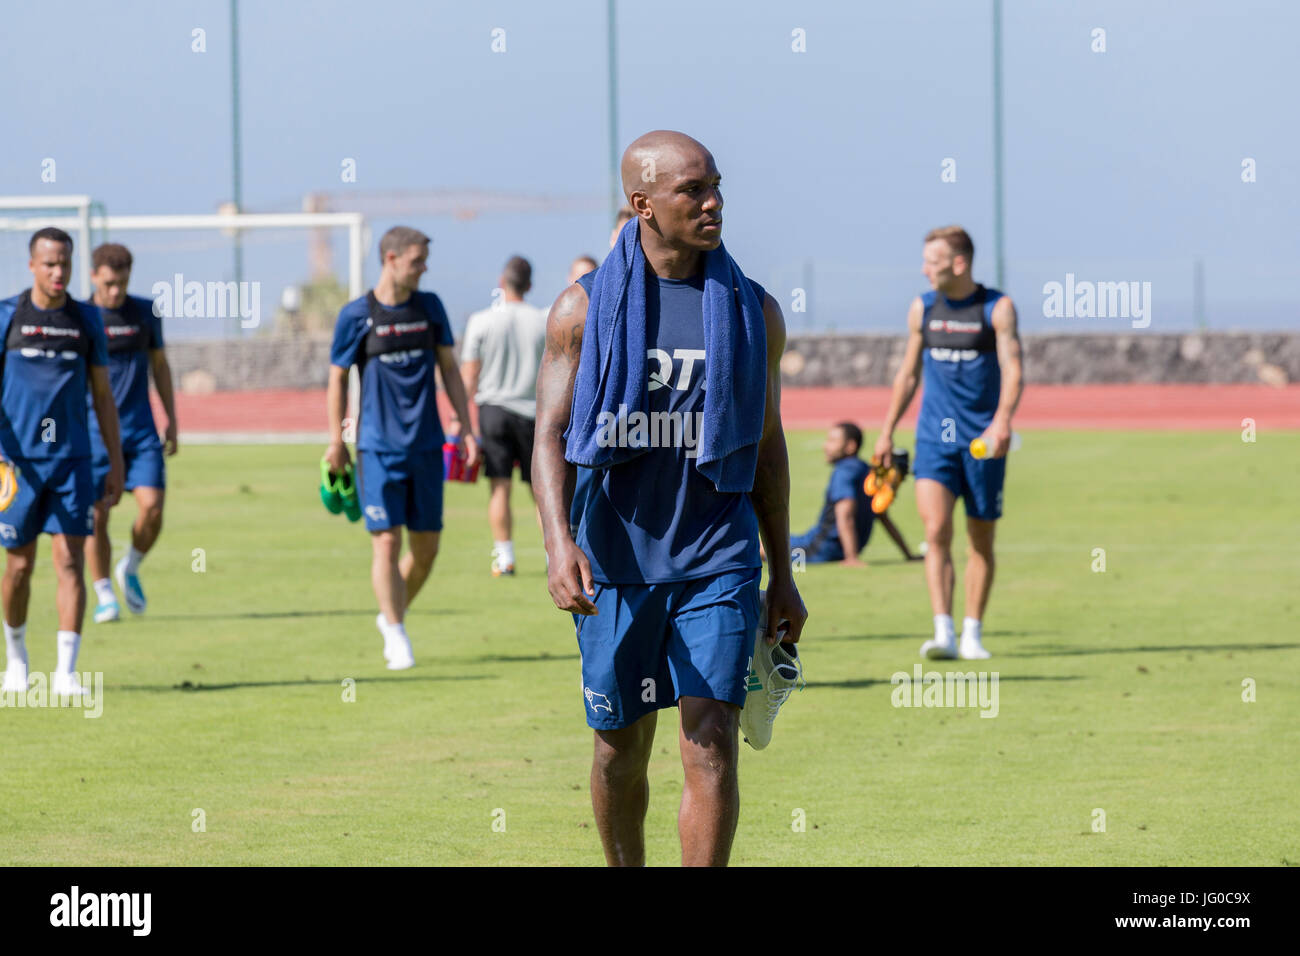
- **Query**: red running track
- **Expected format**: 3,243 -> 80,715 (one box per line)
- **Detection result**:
160,384 -> 1300,436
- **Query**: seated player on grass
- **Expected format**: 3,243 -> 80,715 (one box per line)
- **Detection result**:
780,422 -> 920,567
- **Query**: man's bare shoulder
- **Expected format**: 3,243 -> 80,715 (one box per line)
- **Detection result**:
907,295 -> 925,331
760,291 -> 786,351
991,293 -> 1018,328
549,284 -> 588,326
544,283 -> 589,359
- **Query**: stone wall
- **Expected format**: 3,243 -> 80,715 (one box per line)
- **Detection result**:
779,332 -> 1298,388
163,332 -> 1300,393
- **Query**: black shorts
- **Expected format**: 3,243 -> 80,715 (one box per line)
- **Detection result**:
478,405 -> 535,483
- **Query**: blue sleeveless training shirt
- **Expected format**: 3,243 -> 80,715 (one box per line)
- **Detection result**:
915,284 -> 1004,448
570,267 -> 765,584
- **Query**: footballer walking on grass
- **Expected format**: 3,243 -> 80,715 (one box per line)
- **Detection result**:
534,131 -> 807,867
874,226 -> 1023,660
457,255 -> 547,577
325,226 -> 478,669
1,229 -> 124,697
85,243 -> 178,623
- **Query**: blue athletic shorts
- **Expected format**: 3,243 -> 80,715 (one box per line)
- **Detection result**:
0,457 -> 95,548
572,567 -> 761,731
913,440 -> 1005,520
356,448 -> 445,533
94,439 -> 165,498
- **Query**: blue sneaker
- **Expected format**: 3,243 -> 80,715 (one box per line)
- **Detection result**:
115,557 -> 147,615
94,597 -> 121,623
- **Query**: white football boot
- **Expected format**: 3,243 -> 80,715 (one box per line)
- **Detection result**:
52,671 -> 90,698
740,590 -> 804,751
3,659 -> 28,694
920,635 -> 957,659
376,613 -> 415,670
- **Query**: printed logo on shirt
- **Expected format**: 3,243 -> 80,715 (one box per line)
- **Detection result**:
20,325 -> 81,339
928,319 -> 982,335
373,319 -> 429,337
646,348 -> 706,392
378,349 -> 424,364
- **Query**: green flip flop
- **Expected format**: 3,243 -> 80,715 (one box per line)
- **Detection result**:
338,463 -> 361,522
319,458 -> 344,515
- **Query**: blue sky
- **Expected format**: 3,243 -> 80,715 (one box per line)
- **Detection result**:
2,0 -> 1295,335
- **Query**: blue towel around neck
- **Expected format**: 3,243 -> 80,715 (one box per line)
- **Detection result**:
563,218 -> 768,493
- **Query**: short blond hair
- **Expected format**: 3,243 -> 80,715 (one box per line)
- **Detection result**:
924,225 -> 974,264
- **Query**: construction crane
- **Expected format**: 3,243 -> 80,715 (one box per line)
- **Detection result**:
299,189 -> 604,279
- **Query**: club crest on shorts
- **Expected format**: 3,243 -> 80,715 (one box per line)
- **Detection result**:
364,505 -> 387,523
584,687 -> 613,713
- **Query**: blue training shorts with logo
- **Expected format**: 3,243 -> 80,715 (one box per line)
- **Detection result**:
356,448 -> 445,533
0,457 -> 95,548
913,440 -> 1006,520
94,439 -> 165,498
572,567 -> 761,731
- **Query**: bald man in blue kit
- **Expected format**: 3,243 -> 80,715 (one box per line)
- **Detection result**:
533,131 -> 807,866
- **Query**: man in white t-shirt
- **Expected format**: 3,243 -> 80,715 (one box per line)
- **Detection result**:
457,256 -> 548,576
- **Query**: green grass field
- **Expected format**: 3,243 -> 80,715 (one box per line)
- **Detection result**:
1,429 -> 1296,866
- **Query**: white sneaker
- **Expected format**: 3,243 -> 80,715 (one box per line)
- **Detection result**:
377,614 -> 393,663
920,633 -> 957,659
385,635 -> 415,671
3,660 -> 28,694
115,557 -> 147,615
52,672 -> 89,697
740,591 -> 804,751
94,598 -> 121,624
959,633 -> 992,660
490,547 -> 515,577
376,614 -> 415,670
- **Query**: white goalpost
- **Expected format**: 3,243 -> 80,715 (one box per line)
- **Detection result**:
0,195 -> 98,297
0,195 -> 368,302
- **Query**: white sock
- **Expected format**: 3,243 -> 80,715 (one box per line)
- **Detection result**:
934,614 -> 955,642
379,615 -> 407,640
494,540 -> 515,566
93,578 -> 115,604
962,617 -> 983,643
4,621 -> 28,668
126,546 -> 145,574
56,630 -> 81,675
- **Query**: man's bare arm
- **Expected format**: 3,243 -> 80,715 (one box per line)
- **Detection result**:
833,498 -> 862,565
873,296 -> 926,467
455,358 -> 482,436
149,349 -> 178,456
977,296 -> 1024,459
436,344 -> 479,468
89,365 -> 124,507
534,284 -> 597,615
324,364 -> 351,474
748,293 -> 807,643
